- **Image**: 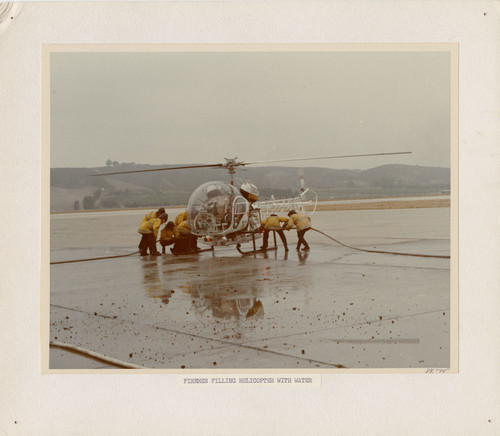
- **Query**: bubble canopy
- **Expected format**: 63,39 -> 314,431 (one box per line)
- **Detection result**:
187,181 -> 251,236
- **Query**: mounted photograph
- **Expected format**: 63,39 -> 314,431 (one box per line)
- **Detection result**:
42,44 -> 457,372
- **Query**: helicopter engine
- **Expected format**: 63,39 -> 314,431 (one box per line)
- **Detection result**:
187,181 -> 262,245
239,181 -> 259,203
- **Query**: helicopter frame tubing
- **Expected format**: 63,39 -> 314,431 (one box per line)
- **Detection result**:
255,188 -> 318,219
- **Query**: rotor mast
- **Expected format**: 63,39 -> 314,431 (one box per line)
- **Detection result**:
222,157 -> 240,185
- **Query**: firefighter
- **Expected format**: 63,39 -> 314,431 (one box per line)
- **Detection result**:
260,214 -> 289,251
141,207 -> 166,224
173,209 -> 188,227
159,221 -> 176,254
171,211 -> 199,254
138,213 -> 168,256
287,210 -> 311,251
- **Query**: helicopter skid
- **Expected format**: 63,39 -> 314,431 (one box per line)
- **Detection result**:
199,231 -> 263,248
170,246 -> 214,256
236,244 -> 277,256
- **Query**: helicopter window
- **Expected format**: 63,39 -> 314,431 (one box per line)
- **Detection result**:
234,202 -> 247,214
232,197 -> 249,229
206,185 -> 222,199
187,181 -> 243,234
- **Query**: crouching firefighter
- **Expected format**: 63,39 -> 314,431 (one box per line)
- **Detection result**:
170,211 -> 199,255
138,213 -> 168,256
260,214 -> 289,251
159,221 -> 176,254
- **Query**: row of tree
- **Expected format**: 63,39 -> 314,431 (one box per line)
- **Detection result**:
73,189 -> 109,210
72,188 -> 185,210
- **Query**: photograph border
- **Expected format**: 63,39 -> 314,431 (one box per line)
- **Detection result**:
42,42 -> 459,375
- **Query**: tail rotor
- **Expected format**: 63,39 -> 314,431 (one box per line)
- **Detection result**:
299,169 -> 305,192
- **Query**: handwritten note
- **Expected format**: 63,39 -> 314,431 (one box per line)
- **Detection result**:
426,368 -> 450,374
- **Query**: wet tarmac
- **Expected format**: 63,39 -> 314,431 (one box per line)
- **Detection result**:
49,207 -> 451,370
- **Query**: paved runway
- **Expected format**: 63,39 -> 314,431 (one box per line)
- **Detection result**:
49,207 -> 451,370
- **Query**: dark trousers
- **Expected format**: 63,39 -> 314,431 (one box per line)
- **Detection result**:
139,233 -> 158,255
296,228 -> 310,250
171,236 -> 198,254
262,229 -> 288,249
160,239 -> 175,253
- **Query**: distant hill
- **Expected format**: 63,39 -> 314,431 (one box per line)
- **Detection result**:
50,163 -> 450,212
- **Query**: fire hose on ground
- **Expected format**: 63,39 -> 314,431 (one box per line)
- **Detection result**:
49,341 -> 146,369
50,251 -> 140,265
50,228 -> 450,264
310,228 -> 450,259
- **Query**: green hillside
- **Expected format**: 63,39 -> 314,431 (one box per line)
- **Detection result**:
50,163 -> 450,212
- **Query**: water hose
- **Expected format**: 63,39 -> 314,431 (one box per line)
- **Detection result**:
50,251 -> 140,265
49,341 -> 146,369
311,228 -> 450,259
50,229 -> 450,263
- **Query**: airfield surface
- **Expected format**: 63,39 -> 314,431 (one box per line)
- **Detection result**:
48,202 -> 451,370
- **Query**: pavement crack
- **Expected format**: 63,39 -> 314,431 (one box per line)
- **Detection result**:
50,303 -> 344,368
239,308 -> 451,345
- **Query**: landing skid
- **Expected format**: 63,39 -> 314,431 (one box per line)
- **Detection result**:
236,232 -> 278,256
170,247 -> 214,256
236,245 -> 278,256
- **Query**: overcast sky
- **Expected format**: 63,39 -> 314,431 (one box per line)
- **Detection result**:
50,49 -> 451,170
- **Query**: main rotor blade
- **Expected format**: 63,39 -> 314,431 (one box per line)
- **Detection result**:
89,163 -> 223,176
241,151 -> 412,166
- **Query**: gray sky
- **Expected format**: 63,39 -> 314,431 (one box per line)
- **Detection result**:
50,50 -> 450,170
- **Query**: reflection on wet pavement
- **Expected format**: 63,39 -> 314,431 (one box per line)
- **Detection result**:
49,208 -> 451,370
147,259 -> 267,321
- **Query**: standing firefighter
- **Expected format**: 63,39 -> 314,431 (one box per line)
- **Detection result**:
141,207 -> 166,224
138,213 -> 168,256
260,214 -> 289,251
287,210 -> 311,251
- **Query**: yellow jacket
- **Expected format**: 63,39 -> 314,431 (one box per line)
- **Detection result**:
174,210 -> 188,227
141,211 -> 159,224
138,218 -> 163,237
160,226 -> 178,242
176,220 -> 192,235
261,215 -> 289,230
287,213 -> 311,231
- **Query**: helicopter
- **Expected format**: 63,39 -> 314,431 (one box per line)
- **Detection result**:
92,152 -> 411,252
